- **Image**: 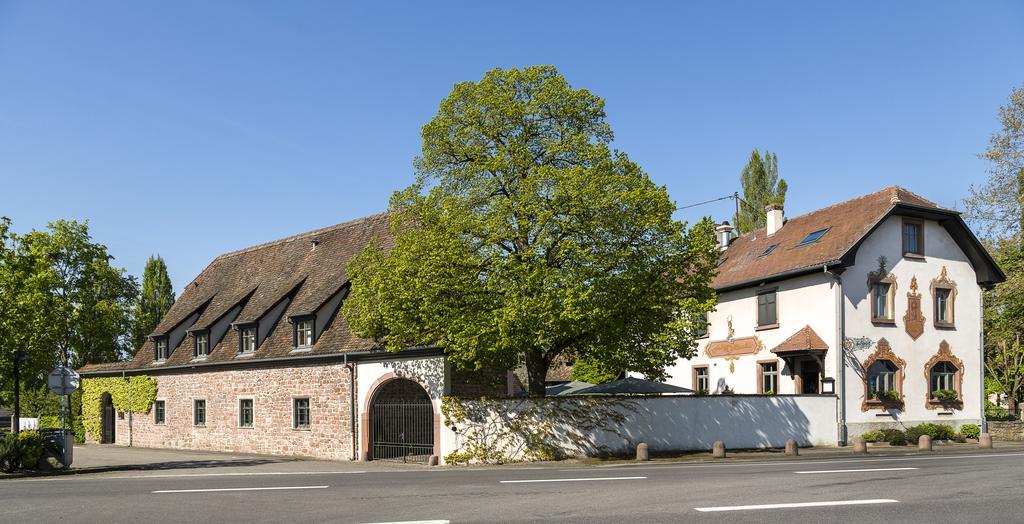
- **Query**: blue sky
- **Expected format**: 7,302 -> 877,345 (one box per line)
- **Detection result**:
1,1 -> 1022,292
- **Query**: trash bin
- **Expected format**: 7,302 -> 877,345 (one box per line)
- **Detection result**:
40,428 -> 74,467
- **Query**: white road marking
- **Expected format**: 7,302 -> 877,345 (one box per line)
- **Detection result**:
695,499 -> 899,512
500,476 -> 646,484
112,471 -> 366,479
15,471 -> 367,482
152,485 -> 328,493
794,467 -> 918,474
574,451 -> 1024,472
360,521 -> 451,524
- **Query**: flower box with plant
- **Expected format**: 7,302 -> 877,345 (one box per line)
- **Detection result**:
932,389 -> 958,402
873,390 -> 901,402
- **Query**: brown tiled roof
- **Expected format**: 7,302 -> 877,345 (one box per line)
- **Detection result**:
80,213 -> 393,373
713,186 -> 950,290
771,325 -> 830,354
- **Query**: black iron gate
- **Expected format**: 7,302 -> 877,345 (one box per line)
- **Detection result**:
371,399 -> 434,462
101,394 -> 115,444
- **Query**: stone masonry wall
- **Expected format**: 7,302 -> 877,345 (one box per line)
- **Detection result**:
115,362 -> 354,461
988,421 -> 1024,442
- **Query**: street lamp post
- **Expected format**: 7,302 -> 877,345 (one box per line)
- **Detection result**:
13,348 -> 29,434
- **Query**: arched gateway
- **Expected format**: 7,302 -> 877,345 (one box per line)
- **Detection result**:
368,378 -> 435,462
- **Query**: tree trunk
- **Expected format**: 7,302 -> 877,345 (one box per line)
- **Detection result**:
1010,396 -> 1020,418
525,349 -> 550,398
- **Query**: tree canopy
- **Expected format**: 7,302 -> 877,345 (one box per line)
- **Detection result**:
131,255 -> 175,352
966,82 -> 1024,418
0,219 -> 137,406
343,66 -> 719,396
734,150 -> 787,234
965,82 -> 1024,239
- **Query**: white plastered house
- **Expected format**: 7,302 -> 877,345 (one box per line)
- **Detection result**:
664,187 -> 1004,441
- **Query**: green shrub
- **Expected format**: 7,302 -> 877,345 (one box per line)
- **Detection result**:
17,430 -> 43,469
881,428 -> 907,445
959,423 -> 981,440
860,430 -> 883,443
0,433 -> 18,473
933,389 -> 958,401
904,423 -> 956,443
985,401 -> 1017,421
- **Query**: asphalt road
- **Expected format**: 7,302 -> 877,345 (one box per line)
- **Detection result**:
4,451 -> 1024,523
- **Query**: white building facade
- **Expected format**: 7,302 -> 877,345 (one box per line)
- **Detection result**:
665,187 -> 1004,442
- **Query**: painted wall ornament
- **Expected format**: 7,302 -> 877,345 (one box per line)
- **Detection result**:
904,276 -> 925,340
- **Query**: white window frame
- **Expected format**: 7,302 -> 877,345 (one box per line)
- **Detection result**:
239,326 -> 257,354
193,399 -> 206,427
292,397 -> 310,430
238,397 -> 254,429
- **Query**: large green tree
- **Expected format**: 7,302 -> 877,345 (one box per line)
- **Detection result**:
966,82 -> 1024,238
0,219 -> 138,406
966,83 -> 1024,419
984,237 -> 1024,416
733,150 -> 787,234
343,66 -> 719,396
131,255 -> 175,351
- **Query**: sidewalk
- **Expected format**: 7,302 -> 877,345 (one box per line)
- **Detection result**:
0,443 -> 421,479
4,440 -> 1024,479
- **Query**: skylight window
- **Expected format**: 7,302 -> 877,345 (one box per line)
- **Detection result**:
797,228 -> 830,246
760,244 -> 779,257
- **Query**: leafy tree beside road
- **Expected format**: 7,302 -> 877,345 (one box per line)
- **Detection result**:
966,82 -> 1024,418
0,219 -> 137,407
343,66 -> 719,396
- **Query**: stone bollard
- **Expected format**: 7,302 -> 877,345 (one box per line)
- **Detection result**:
428,455 -> 439,466
636,442 -> 649,461
852,436 -> 868,453
979,432 -> 993,449
785,439 -> 799,456
712,440 -> 727,458
918,434 -> 932,451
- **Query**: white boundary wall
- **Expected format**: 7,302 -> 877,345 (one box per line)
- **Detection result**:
442,394 -> 838,460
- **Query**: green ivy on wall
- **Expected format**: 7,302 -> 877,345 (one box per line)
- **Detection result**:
80,376 -> 158,442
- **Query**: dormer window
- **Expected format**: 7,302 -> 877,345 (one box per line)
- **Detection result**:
902,218 -> 924,257
154,337 -> 169,361
293,317 -> 315,349
239,325 -> 257,354
193,331 -> 210,359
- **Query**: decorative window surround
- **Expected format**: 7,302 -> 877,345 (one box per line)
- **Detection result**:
925,341 -> 964,410
861,338 -> 906,412
867,257 -> 897,325
930,266 -> 958,329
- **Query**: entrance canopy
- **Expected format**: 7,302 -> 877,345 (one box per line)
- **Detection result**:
770,325 -> 829,357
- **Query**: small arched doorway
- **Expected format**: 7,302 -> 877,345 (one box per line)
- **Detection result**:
100,393 -> 116,444
368,378 -> 434,462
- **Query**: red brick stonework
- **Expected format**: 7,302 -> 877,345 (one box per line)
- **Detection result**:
113,362 -> 355,461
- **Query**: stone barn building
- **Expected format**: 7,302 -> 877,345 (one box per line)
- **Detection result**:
79,213 -> 505,462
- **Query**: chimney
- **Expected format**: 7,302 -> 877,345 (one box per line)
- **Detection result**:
766,204 -> 784,236
715,222 -> 735,252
